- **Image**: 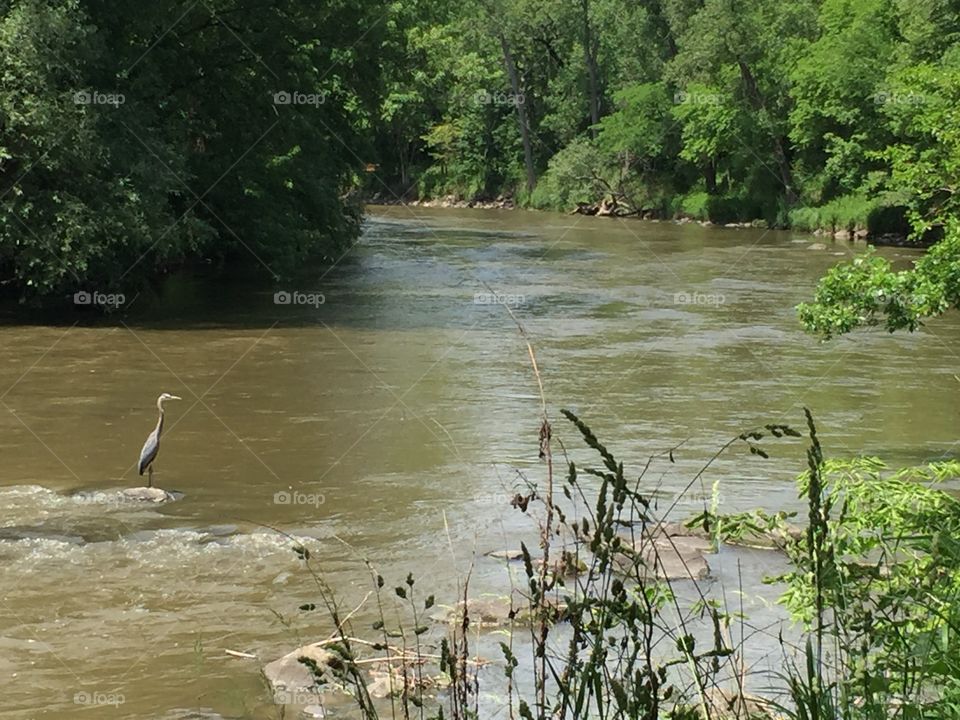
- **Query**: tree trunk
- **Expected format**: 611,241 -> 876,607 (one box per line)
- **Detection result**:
499,32 -> 537,195
737,59 -> 796,204
580,0 -> 601,136
704,159 -> 717,195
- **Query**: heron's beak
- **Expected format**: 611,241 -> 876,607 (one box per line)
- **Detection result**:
171,395 -> 182,400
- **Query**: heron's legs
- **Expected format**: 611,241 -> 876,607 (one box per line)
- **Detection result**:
147,465 -> 153,488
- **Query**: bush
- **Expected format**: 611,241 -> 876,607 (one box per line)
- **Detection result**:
788,194 -> 879,233
704,194 -> 765,224
675,190 -> 711,220
865,203 -> 910,236
775,410 -> 960,719
529,137 -> 609,211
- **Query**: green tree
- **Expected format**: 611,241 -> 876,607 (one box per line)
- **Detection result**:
800,49 -> 960,337
1,0 -> 384,302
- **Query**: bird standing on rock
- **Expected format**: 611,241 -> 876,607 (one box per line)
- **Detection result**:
139,393 -> 181,487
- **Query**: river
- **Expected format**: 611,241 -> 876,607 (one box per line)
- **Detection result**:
1,207 -> 957,718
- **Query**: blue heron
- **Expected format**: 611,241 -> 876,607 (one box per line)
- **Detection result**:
138,393 -> 182,487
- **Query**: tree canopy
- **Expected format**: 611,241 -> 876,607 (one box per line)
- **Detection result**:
2,0 -> 959,318
0,0 -> 383,302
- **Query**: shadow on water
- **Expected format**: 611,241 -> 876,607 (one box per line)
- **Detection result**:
0,214 -> 633,332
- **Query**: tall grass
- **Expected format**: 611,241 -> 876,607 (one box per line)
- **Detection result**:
264,331 -> 960,720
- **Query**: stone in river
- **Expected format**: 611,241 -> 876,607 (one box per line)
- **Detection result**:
264,642 -> 338,695
121,487 -> 178,503
615,533 -> 712,581
485,549 -> 526,561
430,591 -> 567,628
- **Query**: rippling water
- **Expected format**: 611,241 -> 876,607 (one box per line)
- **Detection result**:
1,207 -> 957,718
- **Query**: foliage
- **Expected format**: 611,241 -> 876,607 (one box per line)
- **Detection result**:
787,194 -> 878,234
798,221 -> 960,337
798,27 -> 960,337
529,137 -> 609,211
282,408 -> 811,720
8,0 -> 960,299
774,411 -> 960,718
0,0 -> 383,302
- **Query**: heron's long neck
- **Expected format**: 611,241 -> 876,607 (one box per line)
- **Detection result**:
155,407 -> 165,437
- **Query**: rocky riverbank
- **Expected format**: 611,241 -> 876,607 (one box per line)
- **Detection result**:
364,195 -> 918,245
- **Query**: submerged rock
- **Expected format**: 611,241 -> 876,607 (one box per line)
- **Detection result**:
0,526 -> 85,545
121,487 -> 178,503
430,591 -> 567,628
365,662 -> 449,699
430,595 -> 517,628
485,549 -> 526,561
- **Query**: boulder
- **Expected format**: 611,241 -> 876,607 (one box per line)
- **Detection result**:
615,533 -> 712,581
702,687 -> 775,719
121,487 -> 177,503
264,642 -> 339,695
430,592 -> 567,628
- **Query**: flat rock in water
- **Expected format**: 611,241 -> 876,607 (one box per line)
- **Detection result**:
485,549 -> 526,561
616,534 -> 712,581
725,523 -> 803,550
121,487 -> 178,503
649,536 -> 711,580
264,642 -> 337,695
655,517 -> 803,552
430,591 -> 567,628
430,596 -> 516,627
703,687 -> 775,719
366,662 -> 448,699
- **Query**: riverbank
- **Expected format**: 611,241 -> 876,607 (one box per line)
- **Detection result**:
364,195 -> 921,246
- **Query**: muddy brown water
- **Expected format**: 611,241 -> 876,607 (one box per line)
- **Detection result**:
0,207 -> 957,718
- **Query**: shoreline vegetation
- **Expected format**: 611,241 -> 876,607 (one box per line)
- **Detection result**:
257,314 -> 960,720
365,194 -> 921,247
262,349 -> 960,719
